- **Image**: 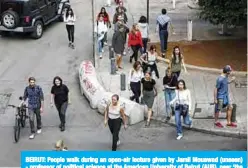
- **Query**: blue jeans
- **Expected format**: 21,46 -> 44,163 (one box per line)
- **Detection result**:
175,110 -> 192,135
164,89 -> 176,117
98,39 -> 103,55
159,30 -> 168,53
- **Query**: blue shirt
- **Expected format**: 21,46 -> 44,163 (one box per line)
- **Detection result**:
216,75 -> 228,99
23,85 -> 44,109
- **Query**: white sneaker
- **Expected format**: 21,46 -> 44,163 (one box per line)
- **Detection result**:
104,42 -> 108,46
99,55 -> 103,59
29,134 -> 35,139
117,140 -> 121,146
102,49 -> 104,52
189,122 -> 193,128
176,134 -> 183,140
123,51 -> 126,55
37,129 -> 42,134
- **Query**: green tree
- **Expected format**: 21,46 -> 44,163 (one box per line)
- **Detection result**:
198,0 -> 247,26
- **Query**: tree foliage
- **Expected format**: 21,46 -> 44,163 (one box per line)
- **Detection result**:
198,0 -> 247,26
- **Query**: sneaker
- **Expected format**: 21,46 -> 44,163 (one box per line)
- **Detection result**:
176,134 -> 183,140
189,122 -> 193,128
99,55 -> 102,59
29,134 -> 35,139
37,129 -> 42,134
117,140 -> 121,146
71,43 -> 75,49
226,123 -> 237,128
61,126 -> 65,132
104,42 -> 108,46
215,122 -> 223,128
68,42 -> 71,47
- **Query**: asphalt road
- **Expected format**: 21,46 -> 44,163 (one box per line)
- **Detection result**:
0,0 -> 246,166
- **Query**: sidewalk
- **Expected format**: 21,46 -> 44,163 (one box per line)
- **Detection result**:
126,0 -> 247,42
93,0 -> 247,138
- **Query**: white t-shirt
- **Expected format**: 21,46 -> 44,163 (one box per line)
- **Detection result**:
64,15 -> 76,25
128,69 -> 144,84
170,89 -> 192,111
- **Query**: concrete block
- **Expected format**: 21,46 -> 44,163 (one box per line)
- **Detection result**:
79,61 -> 145,125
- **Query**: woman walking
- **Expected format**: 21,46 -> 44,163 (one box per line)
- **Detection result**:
138,16 -> 149,53
95,15 -> 108,59
112,25 -> 126,69
128,24 -> 143,63
97,7 -> 111,45
163,67 -> 178,121
104,94 -> 127,151
141,72 -> 157,127
64,8 -> 76,49
51,76 -> 70,131
128,61 -> 144,103
170,79 -> 192,140
170,46 -> 187,78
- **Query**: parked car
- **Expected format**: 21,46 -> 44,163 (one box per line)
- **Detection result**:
0,0 -> 70,39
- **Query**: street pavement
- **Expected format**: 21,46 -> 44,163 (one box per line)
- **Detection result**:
126,0 -> 247,42
0,0 -> 246,167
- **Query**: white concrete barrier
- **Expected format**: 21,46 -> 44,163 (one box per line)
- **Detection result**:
79,61 -> 145,125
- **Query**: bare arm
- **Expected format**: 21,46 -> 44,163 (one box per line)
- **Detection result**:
181,55 -> 187,72
50,94 -> 54,104
120,108 -> 126,125
156,55 -> 170,64
104,105 -> 109,121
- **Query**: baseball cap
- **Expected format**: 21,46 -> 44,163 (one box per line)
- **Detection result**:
223,65 -> 232,73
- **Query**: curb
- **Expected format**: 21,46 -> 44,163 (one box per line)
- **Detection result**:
165,122 -> 247,139
185,64 -> 247,76
187,3 -> 200,10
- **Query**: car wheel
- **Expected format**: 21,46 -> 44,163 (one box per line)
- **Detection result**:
31,20 -> 43,39
59,6 -> 69,22
1,10 -> 19,29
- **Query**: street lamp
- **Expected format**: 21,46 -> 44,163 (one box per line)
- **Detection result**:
147,0 -> 149,23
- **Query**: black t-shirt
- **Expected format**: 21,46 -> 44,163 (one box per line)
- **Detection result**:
141,78 -> 156,91
163,74 -> 178,87
51,84 -> 69,105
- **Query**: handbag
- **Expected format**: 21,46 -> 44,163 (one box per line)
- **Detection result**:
175,91 -> 189,117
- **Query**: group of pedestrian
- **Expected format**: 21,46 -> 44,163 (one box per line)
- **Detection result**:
21,76 -> 70,139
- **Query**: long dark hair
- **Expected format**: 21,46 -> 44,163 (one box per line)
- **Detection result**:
176,79 -> 187,90
66,8 -> 74,18
172,46 -> 182,64
99,7 -> 107,16
53,76 -> 63,86
138,16 -> 147,23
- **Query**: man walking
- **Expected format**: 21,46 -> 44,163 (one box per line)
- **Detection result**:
214,65 -> 237,128
156,8 -> 173,58
22,77 -> 44,139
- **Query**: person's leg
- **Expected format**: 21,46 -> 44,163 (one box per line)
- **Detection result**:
214,99 -> 224,128
66,25 -> 71,44
164,30 -> 168,52
137,82 -> 141,103
183,113 -> 192,126
130,82 -> 136,101
164,89 -> 170,118
55,104 -> 62,127
159,31 -> 165,54
28,109 -> 35,135
71,25 -> 75,44
175,109 -> 183,138
153,63 -> 159,78
112,118 -> 122,151
130,45 -> 135,63
133,82 -> 140,103
226,104 -> 236,127
176,71 -> 181,78
98,40 -> 103,58
133,45 -> 139,61
35,108 -> 42,131
60,102 -> 68,130
108,118 -> 114,134
143,38 -> 148,53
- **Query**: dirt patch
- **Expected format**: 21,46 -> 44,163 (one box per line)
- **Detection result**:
150,39 -> 247,71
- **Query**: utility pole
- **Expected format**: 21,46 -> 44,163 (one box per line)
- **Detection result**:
147,0 -> 149,23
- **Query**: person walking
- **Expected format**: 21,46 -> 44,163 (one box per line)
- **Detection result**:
50,76 -> 70,132
138,16 -> 149,54
140,45 -> 159,79
113,7 -> 128,25
141,72 -> 157,127
94,15 -> 108,59
112,25 -> 126,69
170,46 -> 187,79
128,61 -> 144,103
163,67 -> 178,121
128,24 -> 143,63
214,65 -> 237,128
170,79 -> 192,140
156,8 -> 174,58
22,77 -> 44,139
97,7 -> 111,45
64,8 -> 76,49
115,1 -> 127,13
104,94 -> 127,151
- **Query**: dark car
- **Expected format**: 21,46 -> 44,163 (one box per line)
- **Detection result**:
0,0 -> 70,39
